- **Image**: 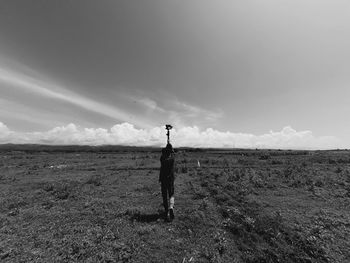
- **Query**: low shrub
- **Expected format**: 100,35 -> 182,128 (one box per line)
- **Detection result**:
259,154 -> 270,160
86,174 -> 102,186
226,211 -> 328,263
271,159 -> 283,165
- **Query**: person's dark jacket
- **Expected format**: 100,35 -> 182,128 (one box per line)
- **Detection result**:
159,151 -> 175,183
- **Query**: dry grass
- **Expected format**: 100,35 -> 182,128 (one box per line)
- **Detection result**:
0,147 -> 349,262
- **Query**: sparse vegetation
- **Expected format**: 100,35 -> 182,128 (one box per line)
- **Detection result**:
0,147 -> 349,262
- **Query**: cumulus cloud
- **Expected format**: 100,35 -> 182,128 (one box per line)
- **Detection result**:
0,122 -> 11,135
0,121 -> 340,149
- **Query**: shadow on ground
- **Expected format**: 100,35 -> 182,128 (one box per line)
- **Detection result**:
129,212 -> 162,223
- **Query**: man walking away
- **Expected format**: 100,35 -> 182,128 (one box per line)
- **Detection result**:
159,143 -> 175,222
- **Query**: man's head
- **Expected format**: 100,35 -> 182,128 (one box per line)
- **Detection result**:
163,143 -> 174,155
166,143 -> 173,150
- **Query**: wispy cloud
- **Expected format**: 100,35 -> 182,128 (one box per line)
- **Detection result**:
0,97 -> 64,129
0,121 -> 340,149
174,101 -> 222,119
0,64 -> 224,131
0,67 -> 152,128
120,94 -> 223,128
167,100 -> 223,127
131,96 -> 165,112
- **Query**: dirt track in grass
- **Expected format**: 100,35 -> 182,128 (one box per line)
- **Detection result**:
0,145 -> 349,262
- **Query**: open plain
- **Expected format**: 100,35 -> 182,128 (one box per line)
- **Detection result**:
0,145 -> 349,262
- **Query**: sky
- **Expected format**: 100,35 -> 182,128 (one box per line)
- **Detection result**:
0,0 -> 349,149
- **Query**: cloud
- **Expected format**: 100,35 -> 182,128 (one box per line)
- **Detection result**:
173,101 -> 223,120
137,98 -> 163,111
166,100 -> 224,128
0,64 -> 223,131
0,121 -> 340,149
0,67 -> 151,128
0,122 -> 11,135
120,94 -> 223,128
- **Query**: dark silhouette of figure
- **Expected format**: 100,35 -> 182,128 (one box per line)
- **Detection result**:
159,143 -> 175,222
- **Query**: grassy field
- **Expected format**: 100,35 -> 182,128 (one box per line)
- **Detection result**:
0,145 -> 349,262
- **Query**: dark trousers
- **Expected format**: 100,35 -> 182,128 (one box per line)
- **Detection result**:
161,179 -> 174,212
